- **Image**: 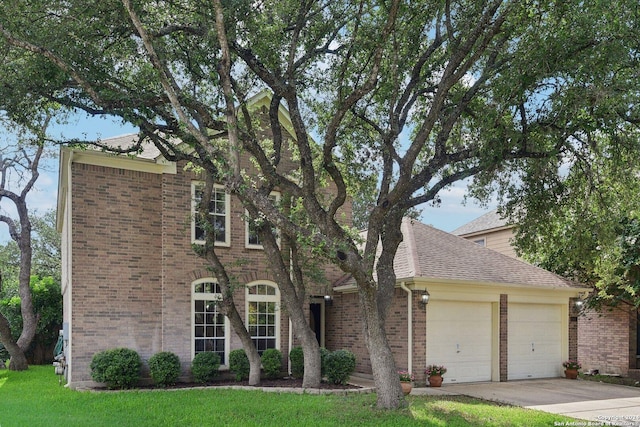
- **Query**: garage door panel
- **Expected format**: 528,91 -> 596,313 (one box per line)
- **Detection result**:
508,304 -> 563,380
427,301 -> 493,384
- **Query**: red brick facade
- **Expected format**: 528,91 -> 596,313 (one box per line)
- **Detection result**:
65,156 -> 345,386
578,306 -> 639,375
499,294 -> 508,382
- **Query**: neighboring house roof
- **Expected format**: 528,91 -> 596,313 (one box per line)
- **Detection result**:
451,209 -> 511,236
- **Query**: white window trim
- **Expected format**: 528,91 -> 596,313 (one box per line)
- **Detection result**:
245,191 -> 281,249
245,280 -> 281,352
473,237 -> 486,247
191,181 -> 231,247
191,278 -> 231,367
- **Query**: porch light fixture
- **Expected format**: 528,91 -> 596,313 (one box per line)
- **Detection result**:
575,291 -> 587,309
421,291 -> 430,305
324,295 -> 333,306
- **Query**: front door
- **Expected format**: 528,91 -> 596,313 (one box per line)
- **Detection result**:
309,298 -> 325,347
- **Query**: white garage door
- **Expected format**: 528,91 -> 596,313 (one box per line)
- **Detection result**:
426,300 -> 493,384
508,304 -> 562,380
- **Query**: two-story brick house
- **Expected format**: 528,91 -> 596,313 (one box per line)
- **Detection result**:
56,94 -> 347,388
57,93 -> 586,389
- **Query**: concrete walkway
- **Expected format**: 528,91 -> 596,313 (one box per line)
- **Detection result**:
410,378 -> 640,426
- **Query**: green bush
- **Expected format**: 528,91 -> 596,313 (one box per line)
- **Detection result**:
325,349 -> 356,385
228,349 -> 249,381
260,348 -> 282,379
191,352 -> 220,383
320,347 -> 330,377
90,348 -> 141,389
148,352 -> 181,387
289,346 -> 304,378
0,275 -> 63,363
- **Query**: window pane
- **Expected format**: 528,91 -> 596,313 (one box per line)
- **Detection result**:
214,217 -> 226,242
194,313 -> 204,324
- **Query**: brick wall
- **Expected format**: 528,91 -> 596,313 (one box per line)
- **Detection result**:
568,299 -> 579,362
71,163 -> 163,383
325,291 -> 371,374
69,154 -> 347,386
578,306 -> 633,375
411,291 -> 427,383
326,288 -> 419,379
499,294 -> 508,381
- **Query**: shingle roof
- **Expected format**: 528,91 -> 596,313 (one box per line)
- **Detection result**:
391,217 -> 580,289
98,134 -> 162,160
451,209 -> 511,236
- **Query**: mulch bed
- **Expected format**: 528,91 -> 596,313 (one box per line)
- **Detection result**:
97,377 -> 361,391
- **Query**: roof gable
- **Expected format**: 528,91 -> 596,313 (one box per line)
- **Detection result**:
452,209 -> 511,236
395,217 -> 579,289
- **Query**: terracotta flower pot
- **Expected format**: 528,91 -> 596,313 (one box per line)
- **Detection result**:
565,369 -> 578,379
400,381 -> 412,395
428,375 -> 443,387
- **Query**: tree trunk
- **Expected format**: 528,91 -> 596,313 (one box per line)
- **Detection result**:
0,314 -> 28,371
224,301 -> 262,385
287,300 -> 321,388
249,211 -> 323,388
359,286 -> 404,409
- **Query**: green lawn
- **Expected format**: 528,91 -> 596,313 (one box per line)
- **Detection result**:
1,366 -> 578,426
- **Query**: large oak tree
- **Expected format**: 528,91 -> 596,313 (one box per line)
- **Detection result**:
1,0 -> 639,407
0,118 -> 48,370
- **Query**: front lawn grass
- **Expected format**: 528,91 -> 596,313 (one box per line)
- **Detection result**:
1,366 -> 579,426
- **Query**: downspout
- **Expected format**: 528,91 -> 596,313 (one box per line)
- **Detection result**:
400,282 -> 412,374
288,318 -> 293,375
65,150 -> 74,385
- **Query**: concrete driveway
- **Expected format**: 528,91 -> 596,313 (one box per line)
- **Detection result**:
414,378 -> 640,426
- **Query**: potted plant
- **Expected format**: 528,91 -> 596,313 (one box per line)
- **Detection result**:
425,364 -> 447,387
398,370 -> 414,395
562,360 -> 581,379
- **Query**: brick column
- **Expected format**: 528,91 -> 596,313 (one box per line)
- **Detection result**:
568,298 -> 579,362
412,291 -> 427,383
500,294 -> 508,382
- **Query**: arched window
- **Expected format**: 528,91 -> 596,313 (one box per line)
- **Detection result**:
192,280 -> 229,364
246,282 -> 280,354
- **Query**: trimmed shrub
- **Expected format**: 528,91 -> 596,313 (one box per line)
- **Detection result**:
90,348 -> 141,389
325,349 -> 356,385
148,351 -> 181,387
260,348 -> 282,379
320,347 -> 331,377
289,346 -> 304,378
229,349 -> 250,381
191,352 -> 220,383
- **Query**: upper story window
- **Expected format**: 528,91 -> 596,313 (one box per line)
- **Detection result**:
192,279 -> 229,365
192,182 -> 230,246
245,192 -> 280,249
473,238 -> 486,247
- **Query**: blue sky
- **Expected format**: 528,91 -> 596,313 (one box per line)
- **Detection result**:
0,113 -> 493,243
